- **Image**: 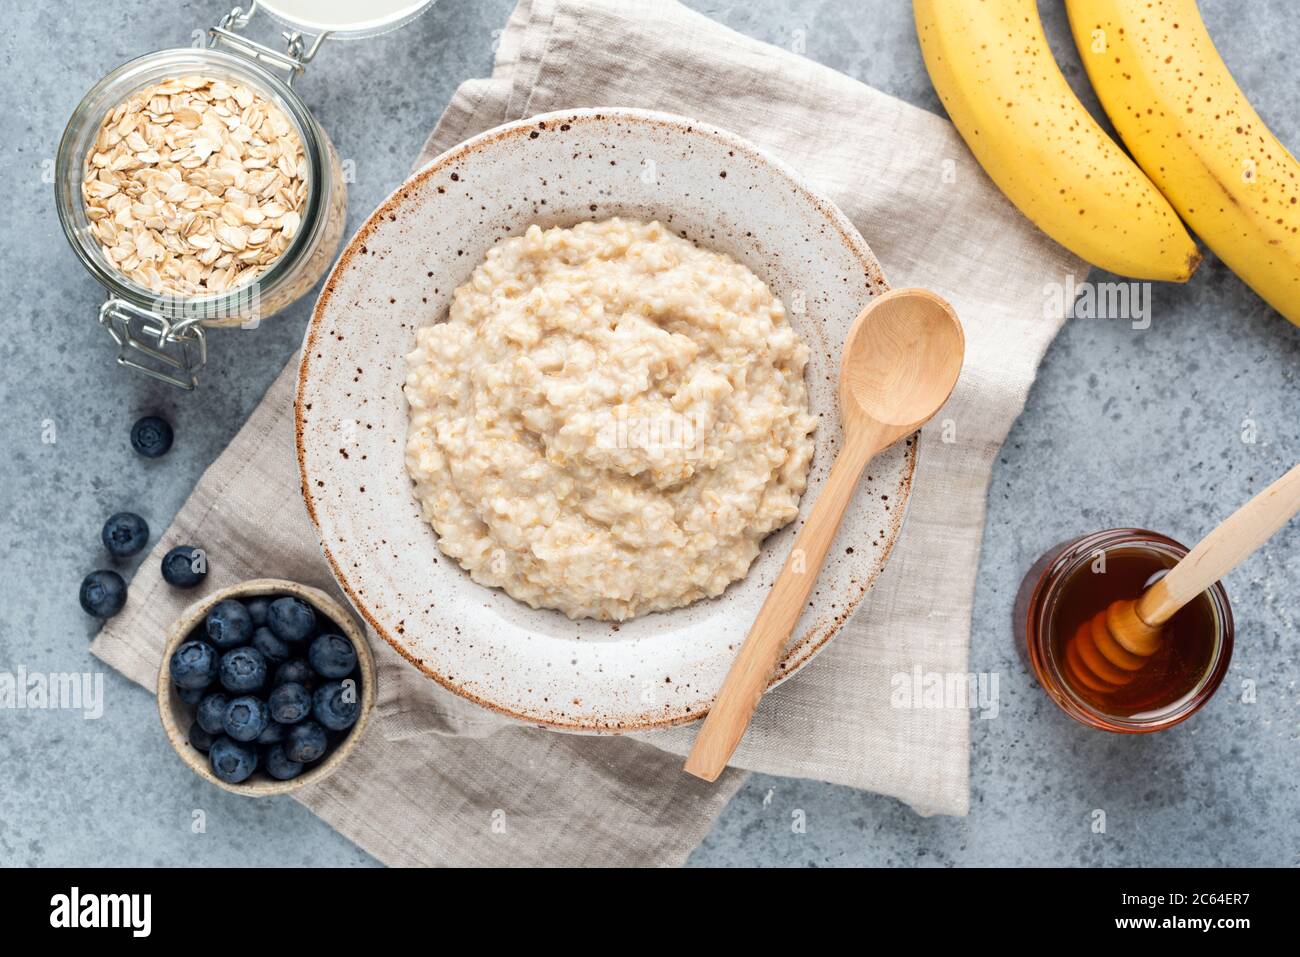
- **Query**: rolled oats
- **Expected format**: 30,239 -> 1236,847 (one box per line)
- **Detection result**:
81,75 -> 307,298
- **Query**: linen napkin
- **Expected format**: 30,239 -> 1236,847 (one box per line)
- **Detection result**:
94,0 -> 1086,865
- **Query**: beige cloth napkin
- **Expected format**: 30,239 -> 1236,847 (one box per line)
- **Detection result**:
94,0 -> 1085,865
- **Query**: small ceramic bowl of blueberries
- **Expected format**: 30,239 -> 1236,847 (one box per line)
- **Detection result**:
158,578 -> 375,796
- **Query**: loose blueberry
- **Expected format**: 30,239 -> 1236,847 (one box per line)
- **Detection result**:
274,658 -> 314,689
308,633 -> 357,679
161,545 -> 206,589
267,596 -> 316,643
251,626 -> 291,665
244,596 -> 270,628
101,512 -> 149,559
209,736 -> 258,784
205,599 -> 252,649
195,692 -> 230,735
256,720 -> 287,745
264,744 -> 305,781
189,722 -> 216,752
130,415 -> 173,458
222,695 -> 269,742
177,685 -> 206,706
169,639 -> 217,689
313,681 -> 361,731
269,682 -> 312,724
284,720 -> 328,763
218,646 -> 267,693
79,570 -> 127,618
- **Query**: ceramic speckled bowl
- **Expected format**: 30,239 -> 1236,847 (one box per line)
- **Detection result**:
296,108 -> 915,732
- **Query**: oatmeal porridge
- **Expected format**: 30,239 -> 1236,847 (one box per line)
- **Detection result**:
403,218 -> 817,620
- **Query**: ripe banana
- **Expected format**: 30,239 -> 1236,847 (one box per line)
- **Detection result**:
1066,0 -> 1300,325
914,0 -> 1200,281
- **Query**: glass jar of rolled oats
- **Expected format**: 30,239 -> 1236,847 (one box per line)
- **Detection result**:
54,1 -> 434,389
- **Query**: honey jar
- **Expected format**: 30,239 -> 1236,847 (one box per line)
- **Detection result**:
1014,528 -> 1233,732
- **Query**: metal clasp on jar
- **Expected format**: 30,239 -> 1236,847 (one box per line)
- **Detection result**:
209,2 -> 331,87
99,299 -> 208,391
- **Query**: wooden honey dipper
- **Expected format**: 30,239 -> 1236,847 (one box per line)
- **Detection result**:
1067,462 -> 1300,693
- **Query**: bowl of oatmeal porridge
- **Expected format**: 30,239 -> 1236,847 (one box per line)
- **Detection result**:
404,217 -> 818,621
296,109 -> 914,730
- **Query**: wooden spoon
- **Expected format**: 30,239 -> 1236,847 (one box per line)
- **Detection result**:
684,288 -> 965,782
1071,462 -> 1300,688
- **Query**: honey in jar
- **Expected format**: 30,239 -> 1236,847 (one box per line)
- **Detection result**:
1014,528 -> 1233,732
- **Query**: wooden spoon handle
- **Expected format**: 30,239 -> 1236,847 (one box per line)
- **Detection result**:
683,431 -> 879,781
1137,462 -> 1300,625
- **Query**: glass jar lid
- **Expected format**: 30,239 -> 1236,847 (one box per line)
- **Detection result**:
258,0 -> 436,38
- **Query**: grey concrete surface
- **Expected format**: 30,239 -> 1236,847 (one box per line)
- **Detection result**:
0,0 -> 1295,867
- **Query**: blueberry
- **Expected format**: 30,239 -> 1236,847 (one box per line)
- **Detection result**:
274,659 -> 314,688
256,720 -> 287,745
267,596 -> 316,643
284,720 -> 328,763
218,646 -> 267,693
188,722 -> 216,752
308,633 -> 357,679
130,415 -> 173,458
161,545 -> 207,589
222,695 -> 269,742
209,736 -> 258,784
176,685 -> 206,706
264,744 -> 304,781
101,512 -> 149,559
169,639 -> 217,690
244,596 -> 270,628
251,626 -> 291,665
269,682 -> 312,724
79,570 -> 127,618
195,692 -> 230,735
205,599 -> 252,649
312,680 -> 361,731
